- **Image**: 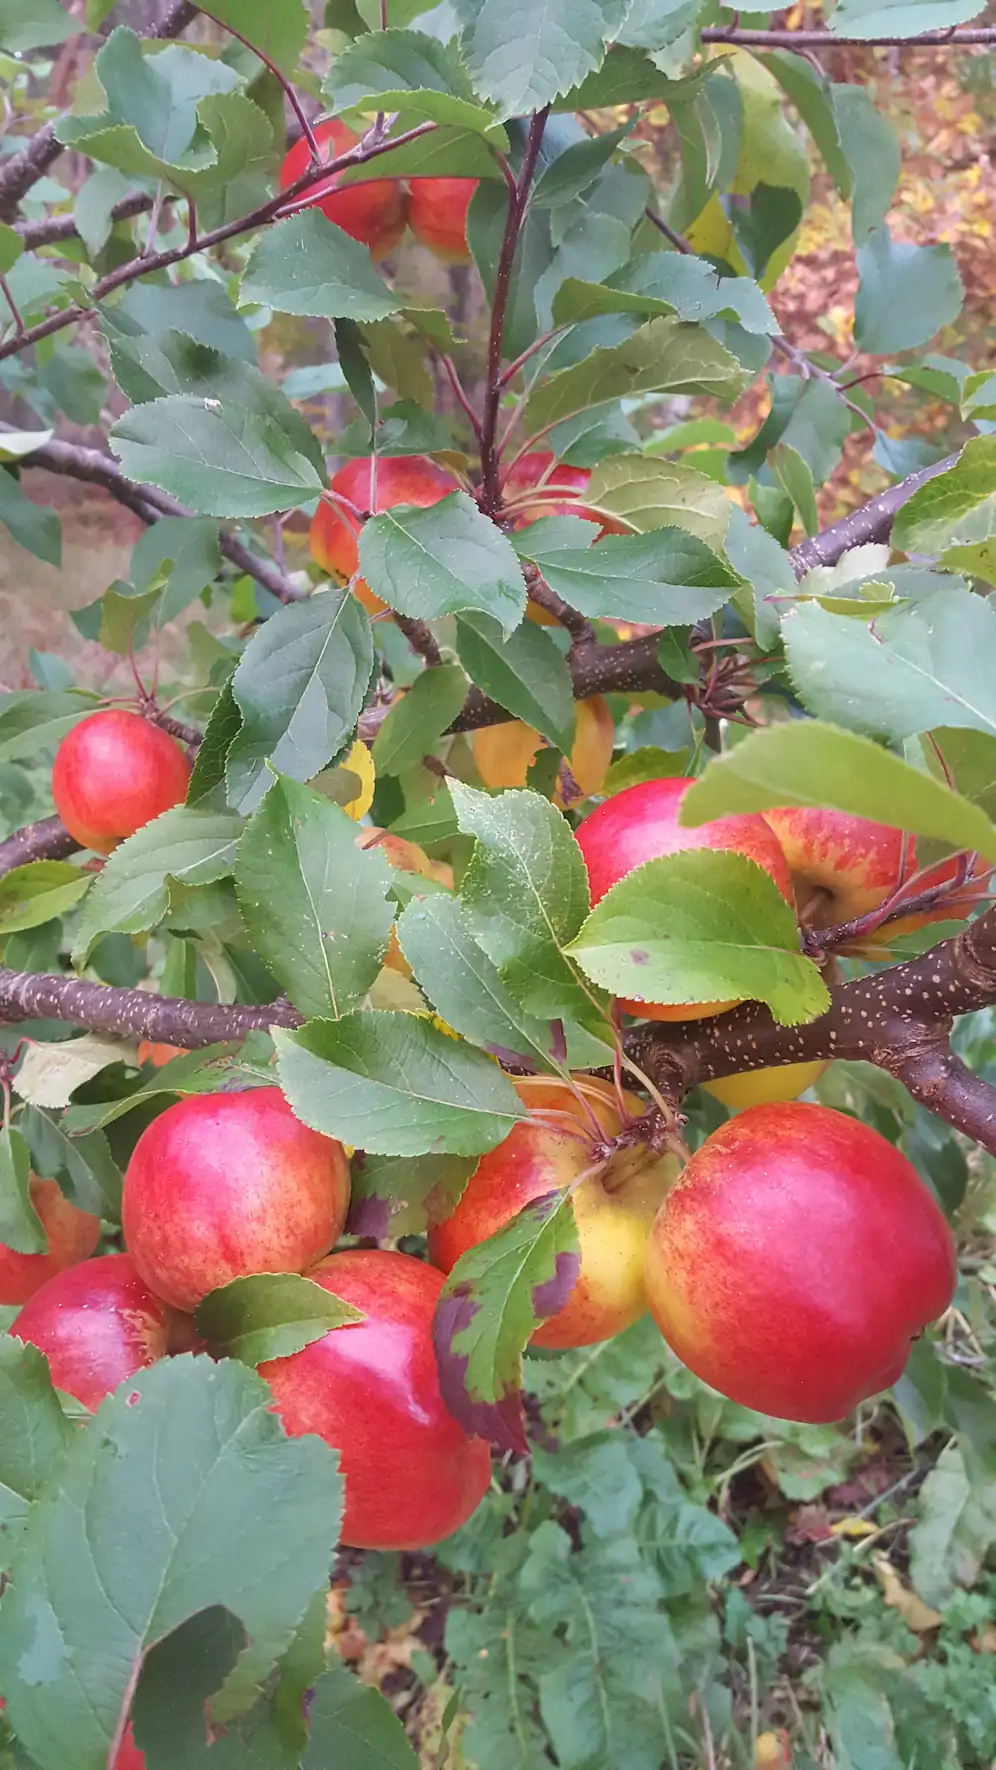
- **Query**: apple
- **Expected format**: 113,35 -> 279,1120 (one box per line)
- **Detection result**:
310,454 -> 461,617
52,710 -> 191,853
643,1101 -> 957,1422
12,1253 -> 172,1410
0,1177 -> 100,1305
703,1060 -> 827,1111
122,1088 -> 350,1313
114,1727 -> 145,1770
574,776 -> 795,1020
136,1040 -> 188,1068
259,1249 -> 492,1549
761,807 -> 986,948
427,1075 -> 678,1348
407,177 -> 477,263
279,118 -> 406,259
473,696 -> 615,804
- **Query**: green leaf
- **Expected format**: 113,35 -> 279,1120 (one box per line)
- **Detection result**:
348,1149 -> 476,1239
831,0 -> 984,37
0,1339 -> 72,1571
108,277 -> 257,361
357,320 -> 435,410
227,592 -> 374,815
532,124 -> 633,206
358,491 -> 526,633
833,84 -> 900,242
434,1191 -> 580,1450
823,1664 -> 903,1770
891,436 -> 996,567
554,253 -> 776,334
111,386 -> 324,519
239,210 -> 401,322
679,720 -> 996,864
584,453 -> 732,548
0,470 -> 61,567
854,225 -> 963,355
0,1125 -> 45,1258
0,860 -> 91,934
453,782 -> 597,1023
755,51 -> 851,197
61,1044 -> 249,1135
274,1011 -> 524,1157
783,591 -> 996,744
303,1663 -> 419,1769
0,1356 -> 342,1770
97,583 -> 164,657
453,0 -> 628,118
0,0 -> 79,50
18,1107 -> 121,1222
196,1273 -> 364,1366
323,27 -> 507,140
396,892 -> 569,1072
524,317 -> 747,434
770,441 -> 819,536
72,807 -> 244,964
569,849 -> 829,1025
0,690 -> 97,762
909,1439 -> 996,1609
191,0 -> 307,75
58,28 -> 243,173
371,662 -> 469,777
517,524 -> 739,624
455,612 -> 575,750
235,776 -> 395,1019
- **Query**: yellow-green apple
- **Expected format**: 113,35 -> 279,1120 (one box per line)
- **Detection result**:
0,1177 -> 99,1305
407,177 -> 477,263
279,118 -> 406,259
122,1089 -> 350,1313
643,1101 -> 956,1421
310,454 -> 460,617
427,1075 -> 678,1349
574,776 -> 795,1019
703,1060 -> 826,1111
12,1253 -> 172,1409
259,1249 -> 492,1549
52,709 -> 191,853
473,696 -> 615,804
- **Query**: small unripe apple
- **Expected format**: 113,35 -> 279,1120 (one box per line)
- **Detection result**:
574,776 -> 794,1019
643,1101 -> 956,1422
12,1253 -> 172,1410
473,696 -> 615,804
703,1060 -> 826,1111
310,454 -> 460,616
0,1177 -> 100,1305
279,118 -> 406,259
760,807 -> 986,949
122,1089 -> 350,1313
52,710 -> 191,853
260,1249 -> 492,1549
428,1075 -> 678,1348
407,177 -> 477,263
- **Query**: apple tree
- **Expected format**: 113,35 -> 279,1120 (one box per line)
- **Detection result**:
0,0 -> 995,1763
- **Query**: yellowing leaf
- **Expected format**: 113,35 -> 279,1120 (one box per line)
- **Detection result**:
340,740 -> 376,820
873,1555 -> 942,1632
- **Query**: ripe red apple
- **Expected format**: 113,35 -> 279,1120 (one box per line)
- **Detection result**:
279,118 -> 406,259
761,807 -> 986,949
12,1253 -> 172,1410
114,1727 -> 145,1770
643,1101 -> 957,1422
52,710 -> 191,854
0,1176 -> 100,1305
122,1089 -> 350,1313
473,696 -> 615,804
574,777 -> 795,1019
310,454 -> 460,616
428,1075 -> 678,1349
259,1249 -> 492,1549
407,177 -> 477,263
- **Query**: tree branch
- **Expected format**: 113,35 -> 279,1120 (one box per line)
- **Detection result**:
0,968 -> 299,1046
791,454 -> 957,575
0,817 -> 79,874
478,109 -> 551,514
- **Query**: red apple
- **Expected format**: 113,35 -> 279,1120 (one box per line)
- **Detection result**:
473,696 -> 615,805
279,118 -> 406,260
259,1250 -> 492,1549
52,710 -> 191,854
643,1101 -> 957,1421
12,1253 -> 172,1410
407,177 -> 477,264
310,454 -> 460,617
574,776 -> 795,1019
0,1176 -> 100,1305
428,1076 -> 677,1349
761,807 -> 987,949
114,1727 -> 145,1770
122,1089 -> 350,1313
